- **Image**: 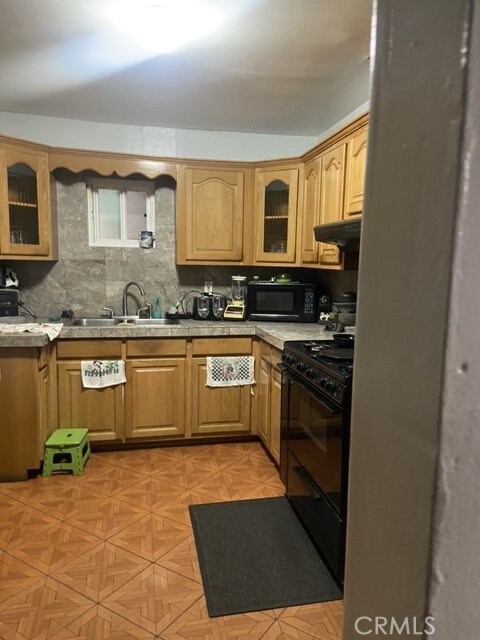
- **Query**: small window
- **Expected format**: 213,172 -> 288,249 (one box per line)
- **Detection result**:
87,178 -> 155,247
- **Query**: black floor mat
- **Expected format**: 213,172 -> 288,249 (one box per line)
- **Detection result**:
189,497 -> 342,617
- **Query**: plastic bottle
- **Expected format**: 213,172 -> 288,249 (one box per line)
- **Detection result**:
153,297 -> 162,319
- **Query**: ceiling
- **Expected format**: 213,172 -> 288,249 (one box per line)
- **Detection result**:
0,0 -> 372,136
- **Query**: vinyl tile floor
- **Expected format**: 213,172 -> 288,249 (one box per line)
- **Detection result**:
0,442 -> 343,640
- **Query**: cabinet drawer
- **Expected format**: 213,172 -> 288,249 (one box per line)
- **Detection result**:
259,340 -> 282,367
192,338 -> 252,356
126,339 -> 187,358
56,340 -> 122,359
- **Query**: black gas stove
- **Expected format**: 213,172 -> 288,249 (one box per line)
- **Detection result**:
280,338 -> 354,586
282,340 -> 353,406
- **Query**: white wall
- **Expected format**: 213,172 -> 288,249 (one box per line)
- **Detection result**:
316,101 -> 369,145
0,110 -> 316,161
0,105 -> 369,161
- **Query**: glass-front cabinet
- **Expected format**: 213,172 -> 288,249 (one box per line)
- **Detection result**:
254,166 -> 299,263
0,141 -> 54,258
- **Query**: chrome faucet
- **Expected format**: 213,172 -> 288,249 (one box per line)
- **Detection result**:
122,281 -> 145,316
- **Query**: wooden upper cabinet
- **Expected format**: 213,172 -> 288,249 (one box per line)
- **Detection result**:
254,166 -> 299,263
176,166 -> 245,262
0,140 -> 56,259
318,143 -> 346,266
300,157 -> 321,264
343,126 -> 368,219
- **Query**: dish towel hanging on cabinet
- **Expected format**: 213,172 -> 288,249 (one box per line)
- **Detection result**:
206,356 -> 255,387
80,360 -> 126,388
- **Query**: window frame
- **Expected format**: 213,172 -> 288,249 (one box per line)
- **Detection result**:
87,177 -> 155,248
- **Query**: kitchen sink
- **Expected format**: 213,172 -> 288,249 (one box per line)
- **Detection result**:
128,318 -> 179,326
71,318 -> 123,327
70,317 -> 179,327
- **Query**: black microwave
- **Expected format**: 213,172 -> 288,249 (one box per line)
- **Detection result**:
247,282 -> 318,322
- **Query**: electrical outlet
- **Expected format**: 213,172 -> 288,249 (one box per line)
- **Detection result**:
204,280 -> 213,295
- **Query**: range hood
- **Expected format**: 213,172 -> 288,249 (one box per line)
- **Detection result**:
314,220 -> 361,251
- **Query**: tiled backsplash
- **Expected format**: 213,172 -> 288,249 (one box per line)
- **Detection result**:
10,171 -> 357,319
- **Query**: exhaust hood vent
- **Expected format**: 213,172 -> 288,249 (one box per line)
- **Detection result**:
314,220 -> 361,251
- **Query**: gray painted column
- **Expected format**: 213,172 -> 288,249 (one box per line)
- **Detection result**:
428,2 -> 480,638
343,0 -> 473,637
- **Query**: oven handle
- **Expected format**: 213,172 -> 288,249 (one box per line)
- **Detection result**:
293,464 -> 322,501
284,368 -> 341,414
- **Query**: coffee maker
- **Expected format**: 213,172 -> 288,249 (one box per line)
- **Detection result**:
192,294 -> 212,320
192,294 -> 227,320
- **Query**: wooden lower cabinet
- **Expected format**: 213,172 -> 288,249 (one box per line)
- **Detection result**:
255,342 -> 282,463
55,337 -> 252,445
56,340 -> 124,442
191,358 -> 251,435
0,345 -> 54,481
190,337 -> 252,436
38,362 -> 52,457
125,358 -> 185,439
257,357 -> 271,444
269,367 -> 282,463
57,362 -> 124,442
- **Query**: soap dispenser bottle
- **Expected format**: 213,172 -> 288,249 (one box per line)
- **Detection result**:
153,297 -> 161,319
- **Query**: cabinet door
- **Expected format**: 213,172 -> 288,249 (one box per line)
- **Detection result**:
318,144 -> 346,266
255,167 -> 299,263
178,167 -> 245,262
37,365 -> 53,461
343,127 -> 368,219
269,368 -> 282,464
191,359 -> 251,435
0,144 -> 51,257
57,362 -> 123,442
125,358 -> 185,440
0,349 -> 41,481
257,357 -> 271,446
300,158 -> 321,263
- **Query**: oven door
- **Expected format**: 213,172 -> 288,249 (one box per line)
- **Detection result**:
281,368 -> 347,584
284,370 -> 345,515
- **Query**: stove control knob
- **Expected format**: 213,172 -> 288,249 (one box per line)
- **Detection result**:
325,380 -> 337,393
297,362 -> 306,373
305,368 -> 315,380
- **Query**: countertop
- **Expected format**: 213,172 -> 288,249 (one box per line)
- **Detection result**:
0,319 -> 334,350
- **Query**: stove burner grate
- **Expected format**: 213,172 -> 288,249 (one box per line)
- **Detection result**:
313,348 -> 354,361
